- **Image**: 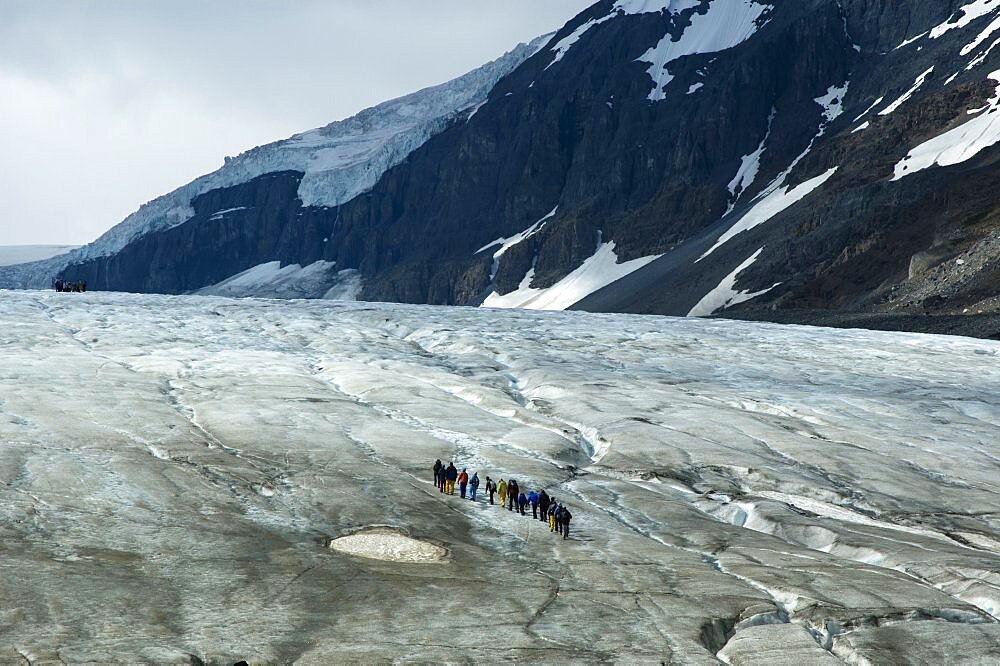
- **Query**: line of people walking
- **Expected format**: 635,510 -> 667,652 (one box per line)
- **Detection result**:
432,459 -> 574,540
53,278 -> 86,292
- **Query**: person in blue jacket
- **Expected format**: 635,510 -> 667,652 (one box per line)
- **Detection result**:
528,489 -> 539,519
469,472 -> 480,501
517,491 -> 528,516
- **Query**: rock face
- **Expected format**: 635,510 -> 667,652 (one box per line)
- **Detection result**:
5,0 -> 1000,323
1,291 -> 998,661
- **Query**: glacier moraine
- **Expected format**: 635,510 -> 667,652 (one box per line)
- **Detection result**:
0,291 -> 998,663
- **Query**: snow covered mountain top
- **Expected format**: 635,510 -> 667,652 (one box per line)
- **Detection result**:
1,33 -> 552,287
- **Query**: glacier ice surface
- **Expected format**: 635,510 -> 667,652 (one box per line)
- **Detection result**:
0,291 -> 997,662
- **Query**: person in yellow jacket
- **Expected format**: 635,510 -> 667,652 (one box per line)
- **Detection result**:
497,478 -> 507,508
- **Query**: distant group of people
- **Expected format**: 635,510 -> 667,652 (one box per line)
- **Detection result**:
53,278 -> 86,292
432,459 -> 574,539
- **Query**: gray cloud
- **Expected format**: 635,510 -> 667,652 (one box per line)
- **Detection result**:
0,0 -> 593,245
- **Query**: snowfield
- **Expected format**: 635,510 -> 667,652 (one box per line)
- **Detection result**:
0,291 -> 997,662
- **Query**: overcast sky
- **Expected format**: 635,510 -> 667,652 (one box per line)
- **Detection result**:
0,1 -> 593,246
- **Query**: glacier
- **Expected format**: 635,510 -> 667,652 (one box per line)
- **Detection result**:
0,290 -> 997,662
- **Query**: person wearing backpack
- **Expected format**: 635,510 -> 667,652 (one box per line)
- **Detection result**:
507,479 -> 519,511
469,472 -> 480,501
458,469 -> 470,498
528,490 -> 539,519
485,476 -> 496,504
445,462 -> 458,495
517,492 -> 528,516
432,459 -> 442,485
560,505 -> 573,540
538,490 -> 550,523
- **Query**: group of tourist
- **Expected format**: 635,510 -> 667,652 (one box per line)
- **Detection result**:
432,460 -> 574,539
53,278 -> 87,292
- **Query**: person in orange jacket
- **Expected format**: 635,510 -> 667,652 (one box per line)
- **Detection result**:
458,468 -> 470,498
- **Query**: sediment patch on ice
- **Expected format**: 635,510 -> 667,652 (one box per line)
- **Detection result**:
328,528 -> 448,563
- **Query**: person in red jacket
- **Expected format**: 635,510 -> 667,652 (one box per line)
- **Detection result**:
458,469 -> 470,498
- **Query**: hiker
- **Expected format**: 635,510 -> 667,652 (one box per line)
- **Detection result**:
551,503 -> 560,533
438,465 -> 447,493
528,489 -> 539,519
486,477 -> 497,504
458,468 -> 469,499
54,278 -> 63,292
76,279 -> 84,292
517,491 -> 528,516
538,490 -> 550,522
469,472 -> 480,501
507,479 -> 519,511
498,478 -> 507,507
560,505 -> 573,540
433,459 -> 442,485
445,462 -> 458,495
80,279 -> 87,292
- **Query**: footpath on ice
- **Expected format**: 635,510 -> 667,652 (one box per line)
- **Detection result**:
0,291 -> 997,663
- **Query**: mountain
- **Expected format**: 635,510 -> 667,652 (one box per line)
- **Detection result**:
0,35 -> 549,293
4,0 -> 1000,331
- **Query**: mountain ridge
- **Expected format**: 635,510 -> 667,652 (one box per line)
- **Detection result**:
3,0 -> 998,332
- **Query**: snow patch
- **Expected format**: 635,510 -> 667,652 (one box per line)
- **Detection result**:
879,67 -> 934,116
687,82 -> 705,94
476,207 -> 558,281
961,12 -> 1000,56
208,207 -> 247,221
701,168 -> 838,259
328,528 -> 447,563
483,241 -> 661,311
545,15 -> 617,70
853,96 -> 884,122
852,121 -> 870,133
727,109 -> 774,203
815,82 -> 849,123
966,35 -> 1000,70
894,32 -> 929,50
688,247 -> 779,316
929,0 -> 1000,40
893,70 -> 1000,180
197,261 -> 344,300
638,0 -> 771,102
